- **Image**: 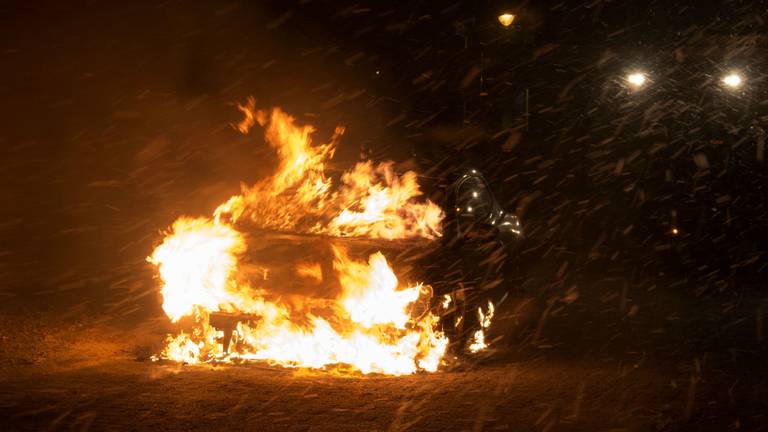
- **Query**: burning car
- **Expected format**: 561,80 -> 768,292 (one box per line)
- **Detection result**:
148,102 -> 523,375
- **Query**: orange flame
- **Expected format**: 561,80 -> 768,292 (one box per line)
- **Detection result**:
213,106 -> 443,239
148,217 -> 246,323
148,102 -> 448,375
468,301 -> 495,353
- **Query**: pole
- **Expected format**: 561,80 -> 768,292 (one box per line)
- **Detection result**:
524,87 -> 530,130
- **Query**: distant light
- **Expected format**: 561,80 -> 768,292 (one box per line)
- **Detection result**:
671,227 -> 679,236
498,13 -> 516,27
722,72 -> 743,88
626,72 -> 647,88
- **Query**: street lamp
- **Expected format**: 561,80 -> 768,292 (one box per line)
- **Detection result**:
498,13 -> 516,27
721,72 -> 743,89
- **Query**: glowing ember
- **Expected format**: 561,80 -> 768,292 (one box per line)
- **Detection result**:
441,294 -> 452,309
148,102 -> 449,375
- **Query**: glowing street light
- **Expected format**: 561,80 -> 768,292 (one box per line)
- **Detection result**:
498,13 -> 516,27
626,72 -> 647,88
722,72 -> 743,89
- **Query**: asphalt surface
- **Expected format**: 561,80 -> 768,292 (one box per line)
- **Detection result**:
1,266 -> 766,432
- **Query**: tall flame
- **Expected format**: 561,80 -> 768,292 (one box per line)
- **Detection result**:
213,106 -> 442,239
148,102 -> 448,375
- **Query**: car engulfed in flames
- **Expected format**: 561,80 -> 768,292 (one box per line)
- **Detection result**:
148,104 -> 448,375
147,101 -> 522,375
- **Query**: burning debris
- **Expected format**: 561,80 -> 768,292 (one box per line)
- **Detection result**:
469,300 -> 495,353
148,103 -> 450,375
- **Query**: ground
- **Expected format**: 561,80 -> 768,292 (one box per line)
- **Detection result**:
1,269 -> 766,431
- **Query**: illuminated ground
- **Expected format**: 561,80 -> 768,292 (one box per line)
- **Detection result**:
0,357 -> 666,431
2,280 -> 766,432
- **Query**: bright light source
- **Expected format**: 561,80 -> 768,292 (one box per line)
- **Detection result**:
626,72 -> 647,88
722,72 -> 743,88
671,227 -> 679,236
498,13 -> 516,27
